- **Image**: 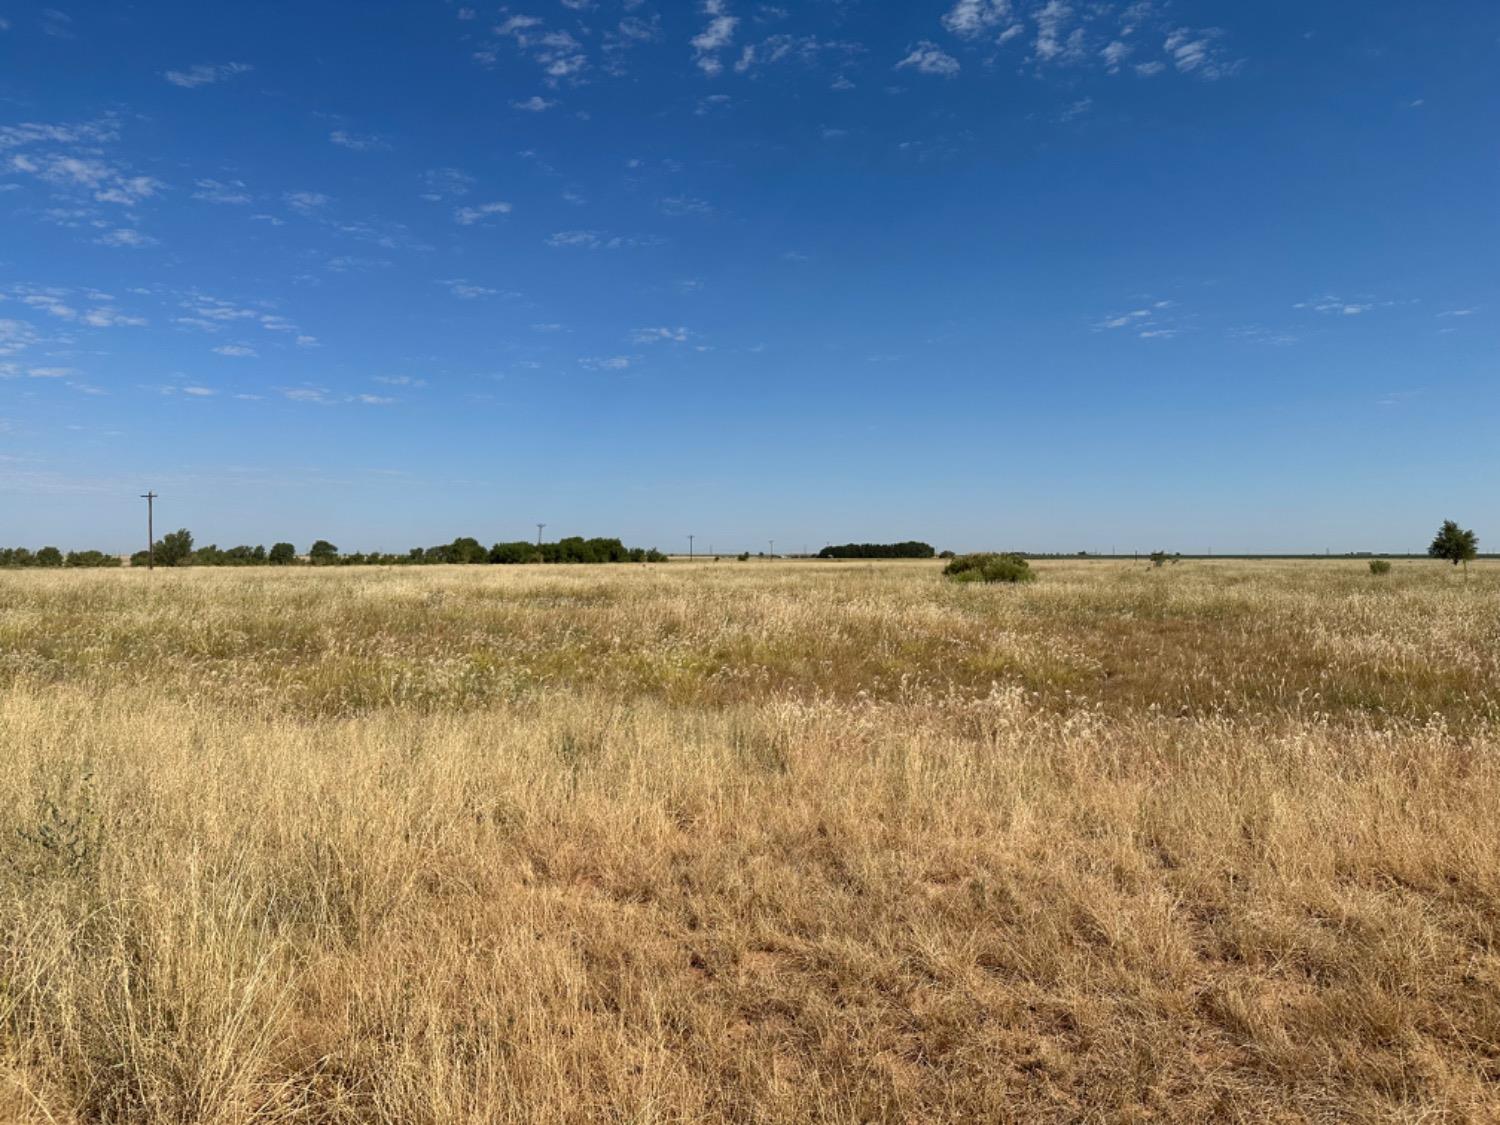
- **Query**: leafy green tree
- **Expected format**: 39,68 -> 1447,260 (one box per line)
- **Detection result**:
308,540 -> 339,564
268,542 -> 297,566
447,537 -> 488,564
489,541 -> 536,564
155,529 -> 194,567
35,546 -> 64,567
1428,520 -> 1478,574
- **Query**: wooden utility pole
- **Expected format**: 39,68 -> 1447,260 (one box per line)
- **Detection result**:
140,491 -> 157,569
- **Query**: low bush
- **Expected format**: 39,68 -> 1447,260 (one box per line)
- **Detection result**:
1369,559 -> 1392,575
943,552 -> 1035,584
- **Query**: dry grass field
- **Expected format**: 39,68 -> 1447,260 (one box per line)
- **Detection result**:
1,558 -> 1498,1123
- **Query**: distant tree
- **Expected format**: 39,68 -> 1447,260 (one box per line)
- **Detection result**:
268,542 -> 297,566
308,540 -> 339,564
447,537 -> 488,564
34,546 -> 64,567
938,550 -> 956,560
155,529 -> 194,567
817,542 -> 935,560
489,540 -> 536,565
1428,520 -> 1478,574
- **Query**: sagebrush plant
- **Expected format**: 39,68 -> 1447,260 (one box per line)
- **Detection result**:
942,551 -> 1035,584
1369,559 -> 1392,575
0,558 -> 1497,1122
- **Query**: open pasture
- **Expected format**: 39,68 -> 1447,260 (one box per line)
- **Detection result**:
1,559 -> 1497,1122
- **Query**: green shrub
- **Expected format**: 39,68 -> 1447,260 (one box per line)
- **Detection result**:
1369,559 -> 1392,576
943,552 -> 1035,584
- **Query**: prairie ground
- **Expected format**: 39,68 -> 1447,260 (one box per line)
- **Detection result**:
1,558 -> 1497,1123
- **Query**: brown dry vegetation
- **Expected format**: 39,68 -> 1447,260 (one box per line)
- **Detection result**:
1,558 -> 1498,1123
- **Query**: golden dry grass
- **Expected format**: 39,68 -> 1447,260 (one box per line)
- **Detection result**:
1,558 -> 1497,1122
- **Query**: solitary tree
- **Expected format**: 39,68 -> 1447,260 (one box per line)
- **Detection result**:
308,540 -> 339,564
156,529 -> 194,567
1428,520 -> 1478,576
268,542 -> 297,566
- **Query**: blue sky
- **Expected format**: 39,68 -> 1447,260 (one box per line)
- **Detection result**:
1,1 -> 1496,554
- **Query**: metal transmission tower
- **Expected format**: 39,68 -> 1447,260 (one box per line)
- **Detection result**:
536,523 -> 545,562
688,534 -> 694,560
139,491 -> 157,570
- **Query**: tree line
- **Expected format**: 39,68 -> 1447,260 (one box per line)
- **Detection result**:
0,547 -> 122,568
1,532 -> 668,568
100,531 -> 668,567
816,541 -> 936,559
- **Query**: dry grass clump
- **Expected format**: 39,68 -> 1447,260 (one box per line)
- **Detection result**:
1,559 -> 1497,1122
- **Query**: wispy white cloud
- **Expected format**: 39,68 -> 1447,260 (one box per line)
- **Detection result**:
1295,295 -> 1374,316
212,344 -> 257,357
419,168 -> 474,202
0,363 -> 72,379
96,228 -> 156,248
1094,298 -> 1180,338
732,34 -> 862,75
282,386 -> 390,406
547,229 -> 659,250
942,0 -> 1012,39
437,279 -> 501,299
284,191 -> 331,213
192,178 -> 252,204
1163,27 -> 1240,80
512,96 -> 557,112
580,355 -> 634,370
659,195 -> 713,217
454,200 -> 512,225
631,326 -> 689,343
933,2 -> 1241,82
164,62 -> 253,88
896,41 -> 960,77
488,17 -> 589,82
329,129 -> 390,151
692,0 -> 739,75
0,319 -> 39,356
